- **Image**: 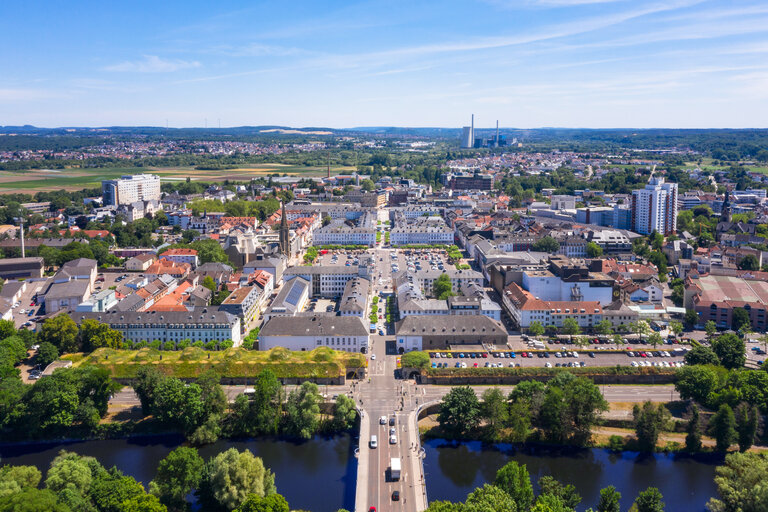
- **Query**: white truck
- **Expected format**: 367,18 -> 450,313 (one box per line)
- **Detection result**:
390,457 -> 401,480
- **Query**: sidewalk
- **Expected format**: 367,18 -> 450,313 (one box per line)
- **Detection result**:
406,407 -> 428,511
355,410 -> 370,512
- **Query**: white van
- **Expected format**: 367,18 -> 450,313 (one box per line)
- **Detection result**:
370,435 -> 378,448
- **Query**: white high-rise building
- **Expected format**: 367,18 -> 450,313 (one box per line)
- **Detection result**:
102,174 -> 161,206
631,176 -> 678,236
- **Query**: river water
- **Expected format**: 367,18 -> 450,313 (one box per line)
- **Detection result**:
0,435 -> 723,512
423,439 -> 721,512
0,434 -> 357,512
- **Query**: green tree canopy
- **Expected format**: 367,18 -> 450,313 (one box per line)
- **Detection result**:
712,333 -> 746,370
149,447 -> 204,510
438,386 -> 481,436
493,462 -> 533,512
198,448 -> 276,511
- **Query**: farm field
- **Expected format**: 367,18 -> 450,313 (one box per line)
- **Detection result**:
0,163 -> 356,193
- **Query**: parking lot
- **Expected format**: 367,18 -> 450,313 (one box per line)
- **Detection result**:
317,250 -> 368,267
8,279 -> 48,329
390,249 -> 449,275
428,347 -> 687,369
308,297 -> 338,313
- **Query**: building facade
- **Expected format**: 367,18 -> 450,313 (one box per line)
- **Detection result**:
631,177 -> 678,236
102,174 -> 161,206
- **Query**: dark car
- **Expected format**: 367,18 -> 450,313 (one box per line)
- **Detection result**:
392,491 -> 400,501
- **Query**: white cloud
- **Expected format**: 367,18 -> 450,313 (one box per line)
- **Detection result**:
0,88 -> 64,102
104,55 -> 201,73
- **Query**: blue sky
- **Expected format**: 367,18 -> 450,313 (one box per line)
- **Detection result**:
2,0 -> 768,128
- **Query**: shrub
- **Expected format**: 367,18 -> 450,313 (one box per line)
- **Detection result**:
609,435 -> 625,451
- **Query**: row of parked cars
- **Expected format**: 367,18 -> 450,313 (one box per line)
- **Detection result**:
630,360 -> 684,368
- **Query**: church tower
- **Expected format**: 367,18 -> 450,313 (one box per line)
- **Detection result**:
279,202 -> 291,258
721,188 -> 732,223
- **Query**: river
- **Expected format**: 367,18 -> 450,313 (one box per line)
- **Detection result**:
0,435 -> 723,512
423,439 -> 721,511
0,434 -> 357,512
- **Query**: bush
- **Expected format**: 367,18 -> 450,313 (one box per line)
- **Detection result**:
204,341 -> 218,351
609,435 -> 625,451
149,340 -> 162,350
219,340 -> 234,350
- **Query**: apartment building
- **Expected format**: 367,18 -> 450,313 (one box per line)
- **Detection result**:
71,309 -> 242,345
631,176 -> 678,236
102,174 -> 161,206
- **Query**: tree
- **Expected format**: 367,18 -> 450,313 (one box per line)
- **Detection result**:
669,321 -> 683,337
648,332 -> 663,350
465,484 -> 518,511
595,319 -> 613,336
633,401 -> 671,452
284,382 -> 321,439
674,365 -> 719,405
707,452 -> 768,512
0,465 -> 42,497
153,378 -> 206,435
531,236 -> 560,253
433,273 -> 455,300
133,367 -> 166,416
0,488 -> 72,512
731,308 -> 751,333
121,494 -> 168,512
633,487 -> 665,512
537,476 -> 581,509
198,448 -> 275,511
738,254 -> 760,271
39,315 -> 79,353
36,342 -> 59,368
735,403 -> 759,452
333,394 -> 357,431
196,370 -> 227,419
597,486 -> 621,512
586,242 -> 603,258
710,404 -> 737,452
684,310 -> 699,329
561,318 -> 580,336
149,447 -> 204,511
360,179 -> 375,192
89,471 -> 145,512
202,276 -> 217,293
481,388 -> 509,440
712,333 -> 746,370
528,321 -> 545,337
685,405 -> 703,452
493,462 -> 533,512
45,451 -> 104,497
234,493 -> 290,512
705,320 -> 718,339
437,386 -> 481,436
612,334 -> 624,350
78,319 -> 123,352
684,346 -> 720,366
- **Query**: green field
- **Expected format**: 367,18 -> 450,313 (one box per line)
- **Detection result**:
65,346 -> 367,379
0,164 -> 357,192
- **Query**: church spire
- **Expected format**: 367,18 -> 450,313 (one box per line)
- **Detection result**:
279,201 -> 291,258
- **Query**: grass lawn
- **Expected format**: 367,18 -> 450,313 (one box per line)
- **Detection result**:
65,346 -> 367,379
